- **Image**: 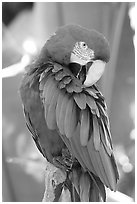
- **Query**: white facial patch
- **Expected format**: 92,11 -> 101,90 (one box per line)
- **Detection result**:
84,60 -> 106,86
70,42 -> 94,65
70,52 -> 89,65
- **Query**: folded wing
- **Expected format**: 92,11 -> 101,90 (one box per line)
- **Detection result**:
39,62 -> 119,194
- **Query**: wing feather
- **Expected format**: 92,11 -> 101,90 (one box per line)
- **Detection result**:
66,81 -> 82,93
43,78 -> 57,119
23,107 -> 46,157
46,85 -> 60,129
40,76 -> 52,98
66,81 -> 74,93
79,172 -> 90,202
80,146 -> 97,175
64,98 -> 77,138
96,101 -> 108,118
80,109 -> 90,146
85,87 -> 99,98
93,115 -> 100,151
58,94 -> 69,135
73,93 -> 86,109
39,62 -> 118,194
70,134 -> 87,171
61,76 -> 72,85
100,119 -> 112,156
99,143 -> 117,191
56,91 -> 65,127
55,70 -> 69,81
86,95 -> 100,116
87,135 -> 109,187
52,63 -> 63,73
70,122 -> 97,175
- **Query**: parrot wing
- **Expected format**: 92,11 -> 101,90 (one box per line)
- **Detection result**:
39,62 -> 119,194
23,107 -> 46,157
20,62 -> 67,164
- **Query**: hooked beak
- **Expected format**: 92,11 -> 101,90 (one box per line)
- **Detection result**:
69,62 -> 87,84
69,60 -> 106,86
84,60 -> 106,86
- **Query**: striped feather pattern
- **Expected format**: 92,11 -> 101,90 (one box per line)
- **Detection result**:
39,62 -> 119,200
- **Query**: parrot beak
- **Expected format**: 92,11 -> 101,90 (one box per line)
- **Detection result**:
84,60 -> 106,87
69,62 -> 87,84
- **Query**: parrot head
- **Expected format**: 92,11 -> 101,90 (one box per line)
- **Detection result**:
43,24 -> 110,86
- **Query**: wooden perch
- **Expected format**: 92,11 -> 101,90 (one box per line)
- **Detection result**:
42,162 -> 71,202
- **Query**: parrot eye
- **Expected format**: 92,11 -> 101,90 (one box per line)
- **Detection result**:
80,42 -> 88,50
71,41 -> 95,65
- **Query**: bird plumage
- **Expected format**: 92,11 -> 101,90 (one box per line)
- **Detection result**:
20,24 -> 119,202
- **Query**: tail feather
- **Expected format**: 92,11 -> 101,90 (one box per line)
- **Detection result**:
71,169 -> 106,202
79,172 -> 91,202
89,183 -> 100,202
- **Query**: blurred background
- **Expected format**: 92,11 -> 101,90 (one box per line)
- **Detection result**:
2,2 -> 135,202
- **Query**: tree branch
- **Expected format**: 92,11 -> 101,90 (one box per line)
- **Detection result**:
42,162 -> 71,202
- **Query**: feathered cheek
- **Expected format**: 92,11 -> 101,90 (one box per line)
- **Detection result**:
84,60 -> 106,87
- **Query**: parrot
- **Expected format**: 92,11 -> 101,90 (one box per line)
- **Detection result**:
20,24 -> 119,202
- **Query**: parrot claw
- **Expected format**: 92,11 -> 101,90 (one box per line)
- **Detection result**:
52,157 -> 67,171
52,157 -> 72,172
52,148 -> 76,171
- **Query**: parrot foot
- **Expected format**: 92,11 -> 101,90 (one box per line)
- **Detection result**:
52,156 -> 73,172
52,148 -> 75,171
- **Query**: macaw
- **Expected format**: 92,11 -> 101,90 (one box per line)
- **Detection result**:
20,24 -> 119,202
